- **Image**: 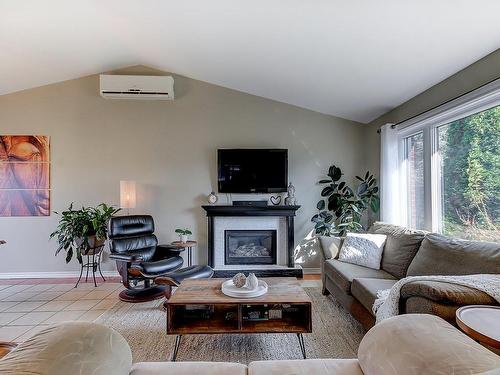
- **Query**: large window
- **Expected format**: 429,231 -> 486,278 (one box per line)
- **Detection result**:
437,106 -> 499,241
397,81 -> 500,242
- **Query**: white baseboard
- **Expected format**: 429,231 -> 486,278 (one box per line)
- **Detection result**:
302,268 -> 320,274
0,268 -> 320,279
0,271 -> 120,279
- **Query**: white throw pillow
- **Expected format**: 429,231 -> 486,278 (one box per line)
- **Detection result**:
319,236 -> 343,259
338,233 -> 387,269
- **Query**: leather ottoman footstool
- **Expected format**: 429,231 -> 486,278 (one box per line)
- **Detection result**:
155,265 -> 214,309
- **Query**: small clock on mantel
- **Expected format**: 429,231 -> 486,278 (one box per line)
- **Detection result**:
207,191 -> 218,205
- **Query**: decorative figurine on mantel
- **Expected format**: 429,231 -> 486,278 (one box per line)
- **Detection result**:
207,191 -> 218,205
269,195 -> 282,206
284,182 -> 297,205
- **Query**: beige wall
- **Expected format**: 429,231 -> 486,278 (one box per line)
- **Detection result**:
0,66 -> 366,275
362,49 -> 500,178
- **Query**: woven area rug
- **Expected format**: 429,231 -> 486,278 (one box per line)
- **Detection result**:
96,287 -> 365,363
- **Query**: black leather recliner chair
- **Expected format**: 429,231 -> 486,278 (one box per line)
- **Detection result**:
108,215 -> 184,302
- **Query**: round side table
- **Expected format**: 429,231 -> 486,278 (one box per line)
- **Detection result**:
456,305 -> 500,350
170,240 -> 197,266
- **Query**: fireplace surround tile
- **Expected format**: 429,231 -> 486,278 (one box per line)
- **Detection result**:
213,216 -> 287,267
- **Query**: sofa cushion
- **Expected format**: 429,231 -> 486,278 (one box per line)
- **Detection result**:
369,221 -> 426,279
248,359 -> 363,375
407,233 -> 500,276
324,259 -> 396,295
130,362 -> 247,375
401,280 -> 497,305
0,322 -> 132,375
358,314 -> 500,375
137,255 -> 184,275
319,236 -> 343,260
351,278 -> 398,314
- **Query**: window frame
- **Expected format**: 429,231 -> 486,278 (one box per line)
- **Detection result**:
396,79 -> 500,232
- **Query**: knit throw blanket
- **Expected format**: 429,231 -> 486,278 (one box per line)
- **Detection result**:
373,274 -> 500,324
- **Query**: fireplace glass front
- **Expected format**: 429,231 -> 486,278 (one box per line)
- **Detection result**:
224,230 -> 277,265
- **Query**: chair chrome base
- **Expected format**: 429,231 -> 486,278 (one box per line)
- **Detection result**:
118,285 -> 166,303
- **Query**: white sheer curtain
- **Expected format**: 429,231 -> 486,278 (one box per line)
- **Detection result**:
379,123 -> 401,224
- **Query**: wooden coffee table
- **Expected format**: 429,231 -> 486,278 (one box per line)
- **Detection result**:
166,277 -> 312,361
456,305 -> 500,349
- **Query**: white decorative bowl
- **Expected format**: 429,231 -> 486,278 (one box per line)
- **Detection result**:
221,279 -> 268,298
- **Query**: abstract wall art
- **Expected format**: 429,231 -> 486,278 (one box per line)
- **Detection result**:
0,135 -> 50,216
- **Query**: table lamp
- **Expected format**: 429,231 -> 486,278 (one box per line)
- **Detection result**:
120,180 -> 136,215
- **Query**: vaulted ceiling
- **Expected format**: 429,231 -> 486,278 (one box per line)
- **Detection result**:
1,0 -> 499,123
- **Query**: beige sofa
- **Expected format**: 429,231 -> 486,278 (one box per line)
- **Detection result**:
320,222 -> 500,328
0,314 -> 499,374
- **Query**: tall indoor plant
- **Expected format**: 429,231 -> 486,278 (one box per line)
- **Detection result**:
311,165 -> 379,236
50,203 -> 120,263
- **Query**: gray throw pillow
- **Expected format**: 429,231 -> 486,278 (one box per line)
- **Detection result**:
407,233 -> 500,276
319,236 -> 343,259
369,222 -> 426,279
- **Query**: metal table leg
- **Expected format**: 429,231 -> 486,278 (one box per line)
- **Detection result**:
75,262 -> 84,288
172,335 -> 182,361
92,252 -> 97,287
297,333 -> 306,359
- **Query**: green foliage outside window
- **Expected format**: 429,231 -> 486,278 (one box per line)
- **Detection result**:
439,105 -> 500,241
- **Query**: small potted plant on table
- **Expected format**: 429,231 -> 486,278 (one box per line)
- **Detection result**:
175,228 -> 192,244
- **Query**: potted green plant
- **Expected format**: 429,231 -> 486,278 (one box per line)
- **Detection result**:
175,228 -> 192,243
311,165 -> 380,236
50,203 -> 120,263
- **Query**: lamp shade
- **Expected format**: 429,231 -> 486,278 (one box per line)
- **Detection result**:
120,180 -> 136,209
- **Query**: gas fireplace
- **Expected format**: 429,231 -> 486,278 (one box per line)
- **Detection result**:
224,230 -> 277,265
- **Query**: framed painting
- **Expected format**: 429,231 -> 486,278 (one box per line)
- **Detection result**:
0,135 -> 50,216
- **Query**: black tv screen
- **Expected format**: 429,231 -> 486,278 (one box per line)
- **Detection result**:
218,149 -> 288,193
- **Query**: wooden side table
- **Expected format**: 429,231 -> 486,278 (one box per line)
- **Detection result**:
456,305 -> 500,350
170,241 -> 197,266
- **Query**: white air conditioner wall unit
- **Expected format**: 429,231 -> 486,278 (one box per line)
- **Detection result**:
99,74 -> 174,100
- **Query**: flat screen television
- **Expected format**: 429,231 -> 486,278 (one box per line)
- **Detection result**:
218,149 -> 288,193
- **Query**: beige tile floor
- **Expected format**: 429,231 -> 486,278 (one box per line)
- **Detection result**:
0,275 -> 320,343
0,281 -> 122,342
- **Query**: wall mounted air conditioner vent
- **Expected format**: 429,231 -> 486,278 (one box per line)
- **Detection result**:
99,74 -> 174,100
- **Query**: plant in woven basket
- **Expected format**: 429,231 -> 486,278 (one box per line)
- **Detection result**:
311,165 -> 379,236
